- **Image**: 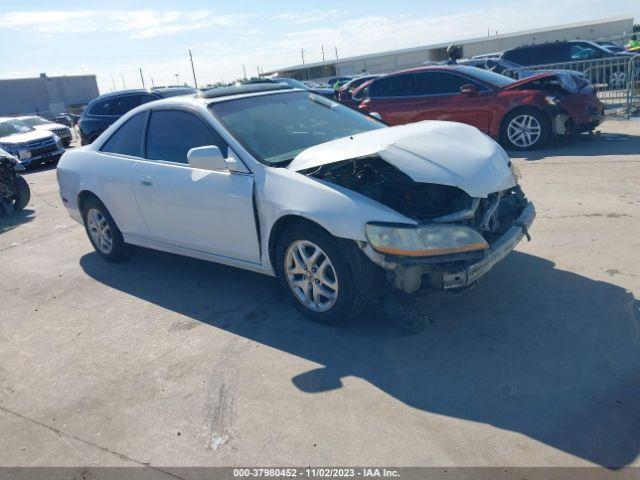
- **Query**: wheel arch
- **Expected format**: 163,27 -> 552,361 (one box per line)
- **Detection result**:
77,190 -> 105,216
267,215 -> 334,271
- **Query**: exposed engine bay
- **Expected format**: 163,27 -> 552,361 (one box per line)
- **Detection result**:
302,154 -> 531,296
301,155 -> 473,221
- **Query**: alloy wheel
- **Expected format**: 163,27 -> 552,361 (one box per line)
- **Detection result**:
86,208 -> 113,254
284,240 -> 339,312
507,114 -> 542,148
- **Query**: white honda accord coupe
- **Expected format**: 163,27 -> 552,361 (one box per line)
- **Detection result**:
57,84 -> 535,324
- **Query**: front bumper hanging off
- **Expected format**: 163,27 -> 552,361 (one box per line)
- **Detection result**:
441,202 -> 535,289
359,202 -> 536,293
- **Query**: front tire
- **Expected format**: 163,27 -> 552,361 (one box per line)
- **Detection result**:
501,108 -> 549,150
82,197 -> 129,262
275,224 -> 361,325
14,175 -> 30,211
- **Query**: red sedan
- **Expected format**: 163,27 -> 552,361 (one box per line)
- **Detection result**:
355,66 -> 604,150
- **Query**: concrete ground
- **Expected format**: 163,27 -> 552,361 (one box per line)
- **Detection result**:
0,120 -> 639,469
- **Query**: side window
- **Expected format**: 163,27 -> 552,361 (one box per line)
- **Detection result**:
570,44 -> 601,60
503,48 -> 532,66
145,110 -> 228,164
534,44 -> 568,64
369,74 -> 415,97
414,72 -> 470,95
110,94 -> 152,116
89,99 -> 114,116
100,112 -> 146,157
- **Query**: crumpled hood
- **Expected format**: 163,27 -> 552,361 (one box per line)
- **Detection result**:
288,120 -> 516,198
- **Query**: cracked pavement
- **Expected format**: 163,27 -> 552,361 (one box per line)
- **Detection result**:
1,120 -> 639,468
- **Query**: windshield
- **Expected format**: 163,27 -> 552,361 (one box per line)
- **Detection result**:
210,91 -> 385,166
457,66 -> 515,87
0,120 -> 34,137
20,116 -> 50,127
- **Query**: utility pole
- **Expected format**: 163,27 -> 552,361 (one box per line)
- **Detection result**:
110,74 -> 116,91
174,73 -> 180,85
189,49 -> 198,88
242,64 -> 247,80
151,77 -> 155,88
256,66 -> 261,78
139,67 -> 146,88
301,48 -> 305,64
334,46 -> 339,60
321,45 -> 325,61
121,73 -> 126,89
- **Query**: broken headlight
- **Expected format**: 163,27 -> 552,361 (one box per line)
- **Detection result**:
365,223 -> 489,257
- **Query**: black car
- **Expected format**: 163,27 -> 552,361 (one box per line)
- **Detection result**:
500,40 -> 636,87
79,87 -> 196,145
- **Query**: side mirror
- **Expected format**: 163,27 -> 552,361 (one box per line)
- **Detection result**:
187,145 -> 228,171
460,84 -> 478,95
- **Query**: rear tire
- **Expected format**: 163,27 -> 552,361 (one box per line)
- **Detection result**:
501,108 -> 550,150
82,197 -> 130,262
275,224 -> 361,325
14,175 -> 30,211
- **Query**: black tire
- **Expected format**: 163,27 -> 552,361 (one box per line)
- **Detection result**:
275,223 -> 361,325
14,175 -> 30,211
500,107 -> 550,151
82,196 -> 130,262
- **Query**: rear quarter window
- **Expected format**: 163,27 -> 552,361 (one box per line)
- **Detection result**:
99,112 -> 147,157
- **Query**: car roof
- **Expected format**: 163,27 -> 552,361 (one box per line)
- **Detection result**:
198,83 -> 293,99
505,39 -> 602,51
87,86 -> 196,104
373,65 -> 479,78
117,84 -> 305,113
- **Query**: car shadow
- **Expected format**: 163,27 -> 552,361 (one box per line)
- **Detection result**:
80,248 -> 640,468
0,208 -> 35,233
508,132 -> 640,161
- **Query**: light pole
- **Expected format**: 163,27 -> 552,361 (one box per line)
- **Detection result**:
189,49 -> 198,88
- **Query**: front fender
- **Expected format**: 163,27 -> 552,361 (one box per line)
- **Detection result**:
256,167 -> 415,270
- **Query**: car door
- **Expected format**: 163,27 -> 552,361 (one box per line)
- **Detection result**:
95,111 -> 149,234
131,107 -> 260,264
412,71 -> 492,132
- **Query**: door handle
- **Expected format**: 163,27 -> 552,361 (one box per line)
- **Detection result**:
139,175 -> 153,187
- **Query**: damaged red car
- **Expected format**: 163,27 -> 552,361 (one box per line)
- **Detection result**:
356,66 -> 604,150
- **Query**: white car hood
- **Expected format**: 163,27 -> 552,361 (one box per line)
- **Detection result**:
288,120 -> 516,198
34,123 -> 67,131
0,129 -> 53,145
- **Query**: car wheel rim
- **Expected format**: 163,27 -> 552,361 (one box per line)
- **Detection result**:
284,240 -> 339,312
507,114 -> 541,148
86,208 -> 113,254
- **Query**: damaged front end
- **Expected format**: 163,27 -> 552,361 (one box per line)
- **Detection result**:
303,155 -> 535,295
505,72 -> 603,136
